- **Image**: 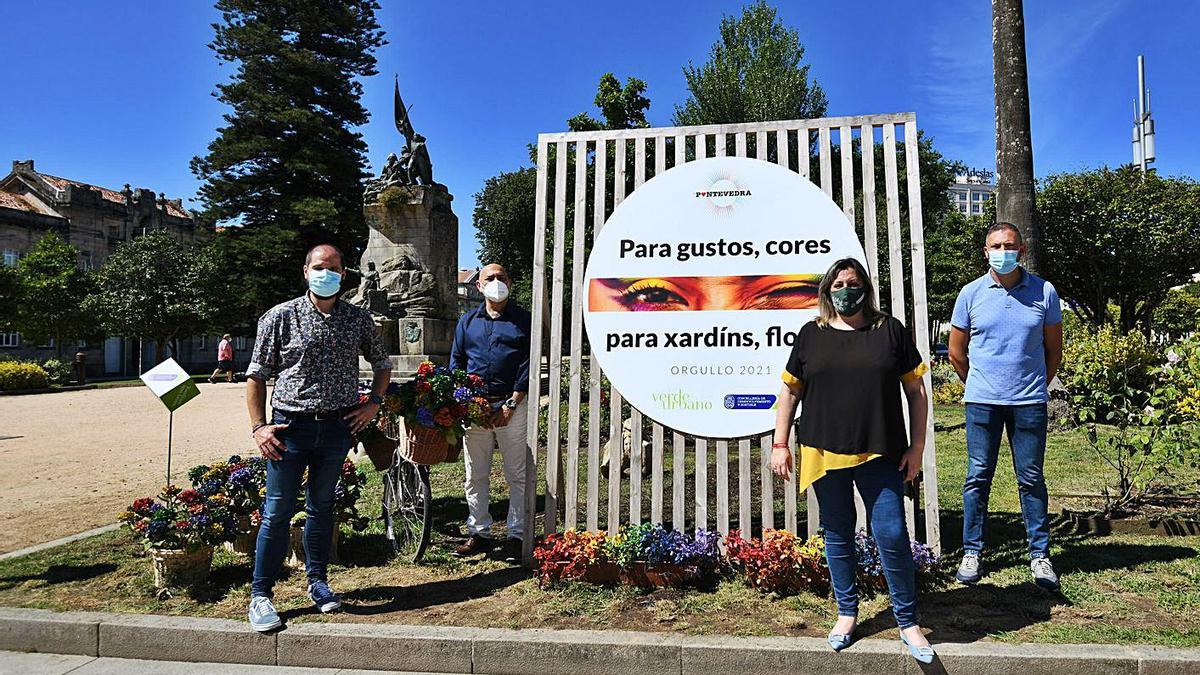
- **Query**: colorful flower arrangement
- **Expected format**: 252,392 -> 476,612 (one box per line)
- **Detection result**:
533,525 -> 723,586
119,485 -> 238,552
725,529 -> 829,595
187,455 -> 267,525
382,361 -> 490,444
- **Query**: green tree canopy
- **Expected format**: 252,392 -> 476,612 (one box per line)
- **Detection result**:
1038,166 -> 1200,333
190,0 -> 385,258
10,232 -> 99,353
1152,284 -> 1200,342
86,230 -> 217,368
673,1 -> 827,126
203,225 -> 304,333
567,73 -> 651,132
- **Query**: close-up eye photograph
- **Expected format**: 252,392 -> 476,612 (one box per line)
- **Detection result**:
0,0 -> 1196,672
589,274 -> 821,311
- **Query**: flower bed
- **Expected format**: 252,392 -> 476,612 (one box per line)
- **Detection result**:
534,525 -> 721,588
536,526 -> 943,595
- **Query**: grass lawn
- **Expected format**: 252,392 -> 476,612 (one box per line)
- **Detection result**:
1,406 -> 1198,646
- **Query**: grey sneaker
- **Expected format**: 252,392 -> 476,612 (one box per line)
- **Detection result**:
1031,557 -> 1060,590
247,595 -> 281,632
955,552 -> 981,584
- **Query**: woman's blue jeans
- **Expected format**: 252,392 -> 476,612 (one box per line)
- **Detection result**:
251,412 -> 352,597
812,457 -> 918,629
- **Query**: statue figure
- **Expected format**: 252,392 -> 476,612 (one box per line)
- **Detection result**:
362,76 -> 437,201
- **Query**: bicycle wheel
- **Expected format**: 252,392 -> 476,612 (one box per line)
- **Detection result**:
382,458 -> 432,562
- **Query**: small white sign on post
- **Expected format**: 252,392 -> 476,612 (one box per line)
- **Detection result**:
140,358 -> 200,485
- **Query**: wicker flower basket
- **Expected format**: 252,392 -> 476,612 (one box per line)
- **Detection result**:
360,433 -> 399,471
286,525 -> 340,568
400,423 -> 453,466
149,546 -> 213,589
223,516 -> 259,556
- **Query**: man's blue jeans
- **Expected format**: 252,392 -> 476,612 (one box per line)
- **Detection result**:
962,402 -> 1050,559
251,412 -> 352,597
812,457 -> 918,629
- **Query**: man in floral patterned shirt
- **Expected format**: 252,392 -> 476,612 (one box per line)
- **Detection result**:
243,244 -> 392,633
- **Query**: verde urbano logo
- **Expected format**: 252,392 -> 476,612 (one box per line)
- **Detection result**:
651,389 -> 713,410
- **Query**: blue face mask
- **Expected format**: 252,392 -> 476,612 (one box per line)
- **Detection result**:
307,268 -> 342,298
988,250 -> 1019,275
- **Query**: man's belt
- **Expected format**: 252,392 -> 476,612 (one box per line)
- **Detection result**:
275,406 -> 357,422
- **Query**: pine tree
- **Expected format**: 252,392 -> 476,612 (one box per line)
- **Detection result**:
190,0 -> 386,256
673,1 -> 827,126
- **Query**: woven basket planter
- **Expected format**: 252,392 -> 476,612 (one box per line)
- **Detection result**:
223,516 -> 259,556
286,525 -> 340,568
400,423 -> 454,466
360,433 -> 399,471
149,546 -> 213,589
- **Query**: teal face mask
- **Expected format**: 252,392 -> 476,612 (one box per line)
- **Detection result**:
989,250 -> 1019,275
831,286 -> 866,315
307,268 -> 342,298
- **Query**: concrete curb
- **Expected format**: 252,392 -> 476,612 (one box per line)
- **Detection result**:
0,524 -> 119,561
0,607 -> 1198,674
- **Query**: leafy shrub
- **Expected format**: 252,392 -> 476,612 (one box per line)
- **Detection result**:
931,361 -> 964,405
1161,337 -> 1200,424
1060,322 -> 1159,420
0,361 -> 49,390
40,358 -> 73,385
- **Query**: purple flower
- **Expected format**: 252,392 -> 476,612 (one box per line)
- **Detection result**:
229,467 -> 254,489
199,478 -> 223,497
146,521 -> 169,540
453,386 -> 472,402
416,407 -> 435,427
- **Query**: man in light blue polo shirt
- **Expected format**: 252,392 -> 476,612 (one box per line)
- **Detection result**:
948,222 -> 1063,591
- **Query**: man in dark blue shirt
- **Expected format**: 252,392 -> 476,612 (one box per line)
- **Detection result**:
450,263 -> 531,562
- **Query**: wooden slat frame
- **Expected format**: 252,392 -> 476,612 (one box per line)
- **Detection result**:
586,140 -> 607,532
564,140 -> 587,531
528,111 -> 939,559
543,141 -> 568,534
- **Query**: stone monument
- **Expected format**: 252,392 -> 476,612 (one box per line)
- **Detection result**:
349,77 -> 458,378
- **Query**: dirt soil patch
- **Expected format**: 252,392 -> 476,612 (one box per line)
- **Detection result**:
0,384 -> 256,553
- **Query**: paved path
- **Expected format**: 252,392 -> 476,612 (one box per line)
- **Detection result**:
0,650 -> 451,675
0,384 -> 256,553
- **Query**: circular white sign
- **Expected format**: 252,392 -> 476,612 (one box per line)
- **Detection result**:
583,156 -> 867,438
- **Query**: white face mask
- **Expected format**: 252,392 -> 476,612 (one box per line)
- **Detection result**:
482,279 -> 510,302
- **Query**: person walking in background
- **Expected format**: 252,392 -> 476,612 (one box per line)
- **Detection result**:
209,333 -> 236,383
770,257 -> 935,664
449,263 -> 531,564
948,222 -> 1063,591
243,244 -> 393,633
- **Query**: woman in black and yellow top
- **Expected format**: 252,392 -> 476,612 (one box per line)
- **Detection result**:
770,257 -> 935,664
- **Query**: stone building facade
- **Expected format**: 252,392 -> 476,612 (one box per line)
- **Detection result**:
0,160 -> 240,376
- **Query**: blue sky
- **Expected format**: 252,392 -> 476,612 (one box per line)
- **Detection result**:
1,1 -> 1196,268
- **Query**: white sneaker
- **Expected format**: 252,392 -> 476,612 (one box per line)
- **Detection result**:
955,552 -> 981,584
1031,557 -> 1060,591
247,595 -> 281,632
